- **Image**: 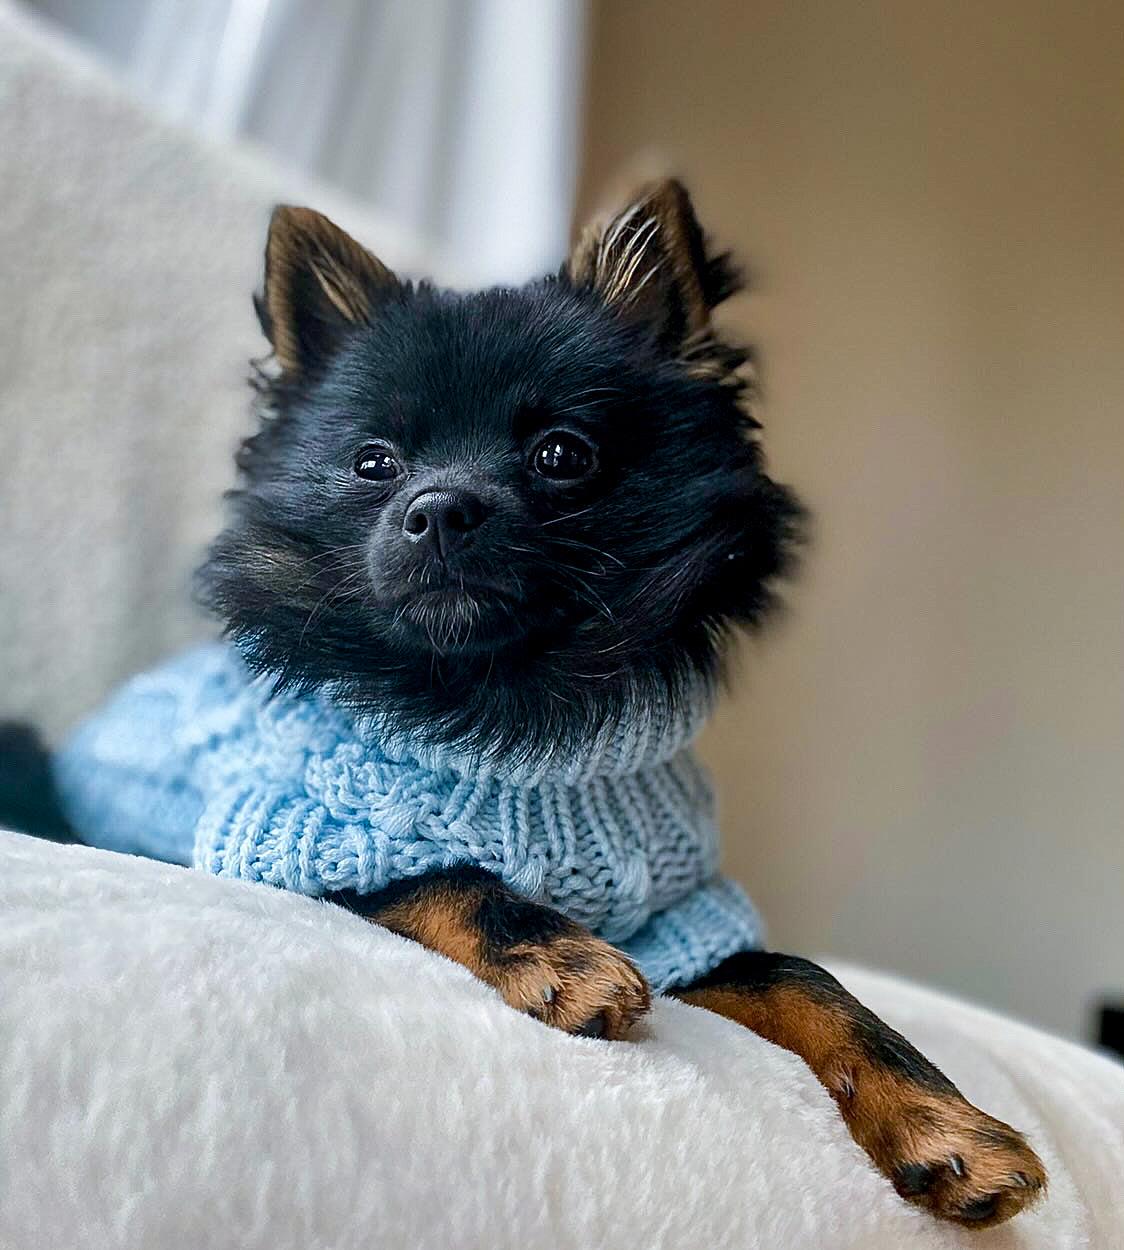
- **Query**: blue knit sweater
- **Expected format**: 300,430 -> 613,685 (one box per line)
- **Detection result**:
52,644 -> 763,990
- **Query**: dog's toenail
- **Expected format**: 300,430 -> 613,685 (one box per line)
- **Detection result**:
894,1162 -> 937,1197
577,1012 -> 607,1038
831,1069 -> 856,1099
958,1195 -> 998,1222
542,985 -> 555,1004
1011,1171 -> 1031,1188
949,1154 -> 965,1177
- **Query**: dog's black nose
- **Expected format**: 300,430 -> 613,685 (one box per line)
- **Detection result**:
402,489 -> 485,555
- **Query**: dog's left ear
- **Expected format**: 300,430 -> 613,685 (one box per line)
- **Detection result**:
566,179 -> 740,350
257,206 -> 400,376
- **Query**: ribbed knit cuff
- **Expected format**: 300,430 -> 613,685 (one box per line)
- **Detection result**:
618,876 -> 765,992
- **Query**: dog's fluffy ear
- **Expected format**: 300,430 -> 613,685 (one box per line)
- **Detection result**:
566,179 -> 741,350
257,206 -> 400,375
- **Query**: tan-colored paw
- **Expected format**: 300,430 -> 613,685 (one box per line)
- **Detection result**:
491,932 -> 651,1040
861,1086 -> 1047,1227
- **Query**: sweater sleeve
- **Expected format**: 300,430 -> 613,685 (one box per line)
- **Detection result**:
52,644 -> 263,864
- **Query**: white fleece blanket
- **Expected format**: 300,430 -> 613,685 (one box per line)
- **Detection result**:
2,831 -> 1121,1250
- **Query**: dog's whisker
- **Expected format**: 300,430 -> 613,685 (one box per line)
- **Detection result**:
541,505 -> 596,528
548,537 -> 626,568
296,564 -> 371,645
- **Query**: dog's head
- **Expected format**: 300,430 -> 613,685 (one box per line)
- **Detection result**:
201,180 -> 803,757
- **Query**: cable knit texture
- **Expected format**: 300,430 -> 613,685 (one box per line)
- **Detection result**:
52,644 -> 763,990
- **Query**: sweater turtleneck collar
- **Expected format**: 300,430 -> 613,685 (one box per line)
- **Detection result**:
349,680 -> 716,788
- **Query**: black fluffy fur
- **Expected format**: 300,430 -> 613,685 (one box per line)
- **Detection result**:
199,193 -> 804,769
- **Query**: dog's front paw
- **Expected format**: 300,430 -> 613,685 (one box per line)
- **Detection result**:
492,931 -> 651,1040
846,1079 -> 1046,1227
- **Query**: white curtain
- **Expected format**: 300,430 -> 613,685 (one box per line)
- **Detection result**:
26,0 -> 587,285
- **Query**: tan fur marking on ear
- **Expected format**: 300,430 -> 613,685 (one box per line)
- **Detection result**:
308,255 -> 370,325
568,179 -> 711,340
645,180 -> 710,334
264,205 -> 398,374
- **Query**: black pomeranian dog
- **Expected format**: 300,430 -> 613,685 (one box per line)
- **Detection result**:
7,180 -> 1045,1228
202,180 -> 1044,1227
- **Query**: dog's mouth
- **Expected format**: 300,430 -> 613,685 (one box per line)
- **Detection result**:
393,582 -> 524,651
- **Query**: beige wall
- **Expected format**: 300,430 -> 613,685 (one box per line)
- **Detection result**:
581,0 -> 1124,1039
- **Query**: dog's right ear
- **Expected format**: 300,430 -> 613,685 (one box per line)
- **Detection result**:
257,206 -> 400,376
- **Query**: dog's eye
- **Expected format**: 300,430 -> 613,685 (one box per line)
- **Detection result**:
354,444 -> 402,482
532,432 -> 596,482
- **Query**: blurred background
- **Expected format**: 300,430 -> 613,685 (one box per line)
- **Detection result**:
2,0 -> 1121,1044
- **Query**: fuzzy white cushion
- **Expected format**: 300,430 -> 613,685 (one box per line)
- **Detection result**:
2,830 -> 1121,1250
